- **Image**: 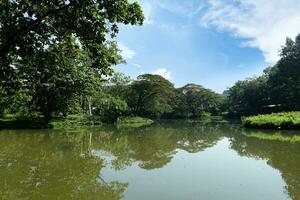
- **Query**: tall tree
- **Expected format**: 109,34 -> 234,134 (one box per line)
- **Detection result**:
17,37 -> 97,121
268,35 -> 300,111
171,84 -> 224,118
0,0 -> 144,121
127,74 -> 175,118
106,72 -> 132,99
0,0 -> 144,88
226,74 -> 270,117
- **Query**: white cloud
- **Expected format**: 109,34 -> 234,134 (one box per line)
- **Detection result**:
136,0 -> 205,25
118,43 -> 136,60
201,0 -> 300,63
156,0 -> 206,17
132,63 -> 142,68
151,68 -> 172,80
141,1 -> 154,24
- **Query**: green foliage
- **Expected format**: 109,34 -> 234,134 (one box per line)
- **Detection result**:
0,114 -> 104,130
93,96 -> 129,123
225,74 -> 270,117
106,72 -> 132,99
226,34 -> 300,117
170,84 -> 224,119
0,87 -> 32,118
50,115 -> 103,129
0,0 -> 144,123
1,70 -> 226,127
0,87 -> 8,117
89,73 -> 224,123
242,112 -> 300,130
0,0 -> 144,87
117,116 -> 154,128
268,35 -> 300,111
17,37 -> 97,121
127,74 -> 175,118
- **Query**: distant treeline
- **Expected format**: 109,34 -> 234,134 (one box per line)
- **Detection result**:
100,74 -> 224,121
1,34 -> 300,123
0,71 -> 224,122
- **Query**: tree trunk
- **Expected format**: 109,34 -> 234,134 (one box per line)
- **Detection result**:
43,112 -> 52,126
87,96 -> 92,116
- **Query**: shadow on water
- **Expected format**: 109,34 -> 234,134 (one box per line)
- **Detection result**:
0,120 -> 299,199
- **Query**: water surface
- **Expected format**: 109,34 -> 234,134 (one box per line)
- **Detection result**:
1,121 -> 300,200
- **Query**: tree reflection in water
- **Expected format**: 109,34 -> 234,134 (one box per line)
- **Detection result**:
0,121 -> 300,200
229,129 -> 300,200
0,130 -> 127,200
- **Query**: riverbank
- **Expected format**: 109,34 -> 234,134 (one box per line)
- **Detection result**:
0,115 -> 101,129
242,112 -> 300,130
0,115 -> 154,129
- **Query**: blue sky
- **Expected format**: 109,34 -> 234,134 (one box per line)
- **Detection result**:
115,0 -> 300,93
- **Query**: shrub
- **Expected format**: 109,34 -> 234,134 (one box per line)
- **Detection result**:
242,112 -> 300,130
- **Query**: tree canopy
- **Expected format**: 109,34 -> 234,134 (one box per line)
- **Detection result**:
0,0 -> 144,121
0,0 -> 144,90
226,34 -> 300,117
127,74 -> 175,118
170,84 -> 224,118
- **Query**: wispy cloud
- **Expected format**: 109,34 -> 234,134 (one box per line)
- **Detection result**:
156,0 -> 206,17
132,63 -> 142,68
118,43 -> 136,60
136,0 -> 206,25
201,0 -> 300,63
151,68 -> 172,80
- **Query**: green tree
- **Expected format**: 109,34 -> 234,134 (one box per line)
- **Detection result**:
79,72 -> 131,122
127,74 -> 175,118
268,35 -> 300,111
0,87 -> 8,117
170,84 -> 224,118
0,0 -> 144,122
226,74 -> 270,117
0,86 -> 32,118
0,0 -> 144,88
15,37 -> 104,122
225,34 -> 300,116
93,96 -> 129,123
106,72 -> 132,99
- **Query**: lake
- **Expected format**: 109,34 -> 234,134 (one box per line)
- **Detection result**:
1,120 -> 300,200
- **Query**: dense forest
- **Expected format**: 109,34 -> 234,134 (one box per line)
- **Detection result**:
0,0 -> 299,126
225,35 -> 300,117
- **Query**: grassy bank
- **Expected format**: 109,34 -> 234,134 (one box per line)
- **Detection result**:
0,115 -> 154,129
242,112 -> 300,130
50,115 -> 103,129
117,117 -> 154,128
0,115 -> 103,130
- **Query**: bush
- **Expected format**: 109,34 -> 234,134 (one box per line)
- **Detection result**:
93,97 -> 128,123
50,115 -> 103,129
242,112 -> 300,130
117,116 -> 153,128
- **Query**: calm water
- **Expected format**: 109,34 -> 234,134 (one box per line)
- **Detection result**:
1,121 -> 300,200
